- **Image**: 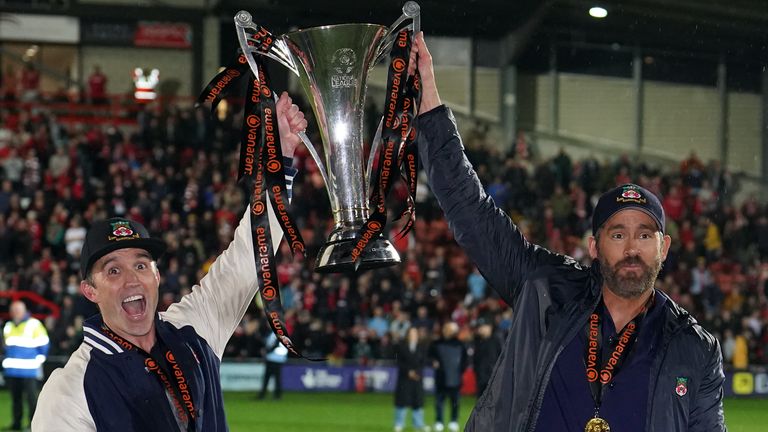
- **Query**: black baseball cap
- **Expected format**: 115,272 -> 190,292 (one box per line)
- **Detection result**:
80,218 -> 166,280
591,183 -> 665,236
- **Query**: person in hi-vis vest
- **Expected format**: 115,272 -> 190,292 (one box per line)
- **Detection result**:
3,300 -> 50,431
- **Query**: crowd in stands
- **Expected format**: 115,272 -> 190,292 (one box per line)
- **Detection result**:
1,90 -> 767,373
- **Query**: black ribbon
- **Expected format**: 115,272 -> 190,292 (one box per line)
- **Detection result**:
197,25 -> 313,360
247,23 -> 278,55
583,299 -> 649,416
255,61 -> 306,258
394,72 -> 421,239
351,29 -> 421,266
196,54 -> 250,112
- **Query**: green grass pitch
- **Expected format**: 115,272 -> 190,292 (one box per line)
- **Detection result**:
1,390 -> 765,431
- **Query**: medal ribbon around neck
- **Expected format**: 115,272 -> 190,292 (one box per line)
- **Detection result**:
583,296 -> 652,425
99,324 -> 196,431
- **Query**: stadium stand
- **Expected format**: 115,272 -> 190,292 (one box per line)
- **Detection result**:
0,85 -> 766,373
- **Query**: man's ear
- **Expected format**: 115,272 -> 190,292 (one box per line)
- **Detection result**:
152,261 -> 161,283
661,234 -> 672,261
81,279 -> 98,303
588,236 -> 598,260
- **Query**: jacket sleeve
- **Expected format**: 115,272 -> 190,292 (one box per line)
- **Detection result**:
689,336 -> 727,431
162,167 -> 296,359
418,106 -> 562,306
32,348 -> 96,431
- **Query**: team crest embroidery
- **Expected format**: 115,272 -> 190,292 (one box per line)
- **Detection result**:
616,185 -> 647,204
108,221 -> 139,241
675,377 -> 689,396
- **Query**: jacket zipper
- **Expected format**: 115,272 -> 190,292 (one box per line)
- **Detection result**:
523,297 -> 599,432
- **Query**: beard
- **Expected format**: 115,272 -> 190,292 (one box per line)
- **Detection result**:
598,253 -> 662,299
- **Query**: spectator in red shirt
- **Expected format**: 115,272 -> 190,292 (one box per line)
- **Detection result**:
2,65 -> 18,101
87,65 -> 108,105
20,63 -> 40,102
662,184 -> 685,222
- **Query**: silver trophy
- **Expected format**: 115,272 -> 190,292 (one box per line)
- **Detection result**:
235,2 -> 421,273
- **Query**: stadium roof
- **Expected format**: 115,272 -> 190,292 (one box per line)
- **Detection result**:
212,0 -> 768,63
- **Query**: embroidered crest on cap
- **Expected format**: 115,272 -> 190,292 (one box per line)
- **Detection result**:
675,376 -> 688,396
616,185 -> 647,204
108,221 -> 140,241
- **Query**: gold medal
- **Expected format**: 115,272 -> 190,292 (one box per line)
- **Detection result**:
585,417 -> 610,432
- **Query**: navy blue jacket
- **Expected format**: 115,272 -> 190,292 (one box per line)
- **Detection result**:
430,338 -> 468,390
418,106 -> 726,432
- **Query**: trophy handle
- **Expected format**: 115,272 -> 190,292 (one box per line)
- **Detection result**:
298,131 -> 331,192
366,116 -> 384,194
234,11 -> 300,77
235,13 -> 331,191
366,1 -> 419,192
372,1 -> 421,66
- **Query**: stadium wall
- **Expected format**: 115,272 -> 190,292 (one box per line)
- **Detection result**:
517,72 -> 762,179
367,37 -> 761,182
3,357 -> 762,398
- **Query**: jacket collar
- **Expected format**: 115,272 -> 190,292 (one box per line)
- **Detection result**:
11,313 -> 31,325
657,290 -> 697,336
82,314 -> 162,355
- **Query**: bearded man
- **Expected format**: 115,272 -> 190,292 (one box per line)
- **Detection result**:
409,32 -> 725,432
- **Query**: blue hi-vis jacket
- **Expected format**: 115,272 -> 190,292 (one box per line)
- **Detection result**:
2,315 -> 49,379
33,168 -> 294,432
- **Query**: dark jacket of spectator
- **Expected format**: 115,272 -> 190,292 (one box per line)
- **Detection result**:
394,334 -> 428,408
430,335 -> 467,391
472,325 -> 502,397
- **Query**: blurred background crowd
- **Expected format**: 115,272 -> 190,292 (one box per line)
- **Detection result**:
1,83 -> 767,374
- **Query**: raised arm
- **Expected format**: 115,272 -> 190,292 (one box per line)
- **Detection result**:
412,33 -> 558,305
162,93 -> 306,358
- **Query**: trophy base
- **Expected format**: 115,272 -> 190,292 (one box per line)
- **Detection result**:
315,235 -> 400,273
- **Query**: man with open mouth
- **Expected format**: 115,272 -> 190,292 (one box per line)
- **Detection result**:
31,92 -> 307,432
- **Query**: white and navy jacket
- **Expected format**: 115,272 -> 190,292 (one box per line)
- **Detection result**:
32,168 -> 295,432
